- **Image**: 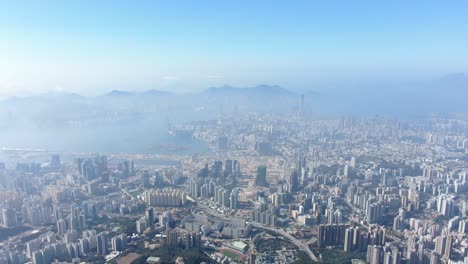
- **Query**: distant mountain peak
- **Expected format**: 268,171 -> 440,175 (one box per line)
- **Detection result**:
142,89 -> 172,95
105,90 -> 134,96
250,84 -> 291,94
204,84 -> 294,95
41,91 -> 83,98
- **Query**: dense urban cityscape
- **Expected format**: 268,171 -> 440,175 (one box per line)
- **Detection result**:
2,1 -> 468,264
0,109 -> 467,264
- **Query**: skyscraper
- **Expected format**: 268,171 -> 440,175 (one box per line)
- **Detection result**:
166,228 -> 178,248
57,218 -> 67,234
2,208 -> 17,227
146,207 -> 155,227
96,233 -> 108,255
255,166 -> 268,187
289,170 -> 299,192
51,154 -> 61,168
230,189 -> 238,209
444,236 -> 452,259
344,227 -> 354,252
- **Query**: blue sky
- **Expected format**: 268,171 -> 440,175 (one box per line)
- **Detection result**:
1,0 -> 467,95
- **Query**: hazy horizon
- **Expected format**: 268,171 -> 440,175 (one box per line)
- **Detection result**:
2,1 -> 468,97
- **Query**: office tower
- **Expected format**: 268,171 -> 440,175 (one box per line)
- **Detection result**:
272,193 -> 281,207
367,245 -> 382,264
68,214 -> 79,232
142,171 -> 151,187
80,158 -> 96,180
32,250 -> 43,264
52,207 -> 63,221
417,240 -> 425,264
289,170 -> 298,192
77,158 -> 84,175
136,219 -> 147,234
193,232 -> 201,249
366,202 -> 385,223
444,236 -> 452,259
459,219 -> 467,233
96,233 -> 108,255
2,208 -> 17,227
200,184 -> 209,198
230,189 -> 238,209
334,209 -> 342,224
225,159 -> 233,175
299,167 -> 307,185
146,208 -> 155,227
190,178 -> 200,198
392,247 -> 402,264
222,189 -> 230,207
166,228 -> 178,248
79,212 -> 86,230
382,172 -> 387,186
344,165 -> 349,178
435,235 -> 446,256
86,203 -> 98,220
255,166 -> 268,187
318,224 -> 347,247
233,160 -> 240,178
327,209 -> 335,224
212,160 -> 223,178
344,228 -> 354,252
318,225 -> 325,247
57,218 -> 67,234
352,227 -> 360,249
430,251 -> 440,264
383,251 -> 392,264
123,160 -> 130,177
437,195 -> 454,217
51,154 -> 61,168
111,234 -> 127,251
159,212 -> 172,227
7,251 -> 26,264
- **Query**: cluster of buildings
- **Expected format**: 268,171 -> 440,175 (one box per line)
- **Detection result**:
0,113 -> 467,264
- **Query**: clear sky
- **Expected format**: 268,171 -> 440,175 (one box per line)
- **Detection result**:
1,0 -> 467,96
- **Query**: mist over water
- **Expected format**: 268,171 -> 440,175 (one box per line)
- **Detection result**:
0,77 -> 466,154
0,117 -> 210,155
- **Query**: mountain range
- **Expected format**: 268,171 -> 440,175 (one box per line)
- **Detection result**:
0,73 -> 467,124
0,75 -> 466,153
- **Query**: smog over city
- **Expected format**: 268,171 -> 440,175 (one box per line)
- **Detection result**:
0,2 -> 467,264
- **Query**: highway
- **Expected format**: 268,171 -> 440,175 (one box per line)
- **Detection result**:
250,222 -> 318,262
197,203 -> 319,262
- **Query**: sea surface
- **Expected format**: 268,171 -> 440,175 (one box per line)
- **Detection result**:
0,118 -> 211,155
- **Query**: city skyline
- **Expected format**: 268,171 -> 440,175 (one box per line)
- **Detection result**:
0,3 -> 467,264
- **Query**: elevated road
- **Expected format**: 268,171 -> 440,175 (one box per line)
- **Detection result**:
197,203 -> 318,262
250,222 -> 318,262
